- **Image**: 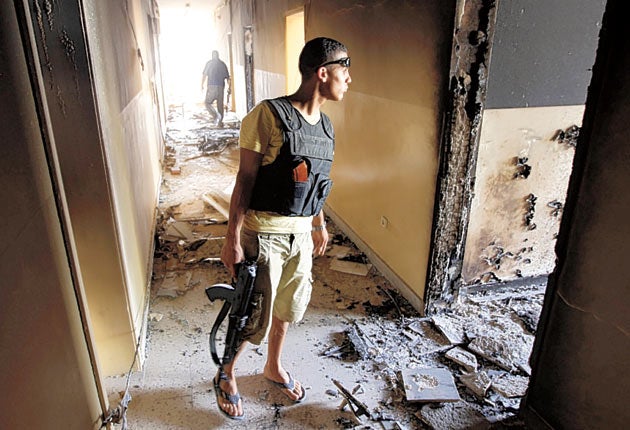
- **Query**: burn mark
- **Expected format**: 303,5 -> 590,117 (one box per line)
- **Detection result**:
552,125 -> 580,147
482,244 -> 512,270
547,199 -> 564,217
34,1 -> 52,75
425,0 -> 498,314
59,29 -> 76,66
513,156 -> 532,179
481,243 -> 533,271
44,0 -> 55,30
524,194 -> 537,230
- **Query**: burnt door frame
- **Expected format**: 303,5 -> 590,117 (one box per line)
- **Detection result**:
424,0 -> 498,315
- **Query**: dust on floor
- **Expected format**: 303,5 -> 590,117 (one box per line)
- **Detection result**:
105,104 -> 537,429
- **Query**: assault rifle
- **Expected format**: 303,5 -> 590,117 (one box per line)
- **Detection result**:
205,261 -> 257,368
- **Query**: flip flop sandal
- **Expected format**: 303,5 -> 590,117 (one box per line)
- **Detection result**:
213,370 -> 244,420
267,372 -> 306,403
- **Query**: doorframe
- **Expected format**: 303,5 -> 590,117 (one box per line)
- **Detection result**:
285,7 -> 304,94
13,0 -> 110,421
424,0 -> 498,314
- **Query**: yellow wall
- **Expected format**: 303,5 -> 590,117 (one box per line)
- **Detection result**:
229,0 -> 454,303
285,9 -> 305,94
307,1 -> 455,301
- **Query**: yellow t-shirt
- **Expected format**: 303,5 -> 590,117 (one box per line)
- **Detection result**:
240,101 -> 313,234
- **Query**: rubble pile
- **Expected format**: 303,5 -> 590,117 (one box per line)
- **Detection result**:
319,269 -> 541,429
312,223 -> 538,428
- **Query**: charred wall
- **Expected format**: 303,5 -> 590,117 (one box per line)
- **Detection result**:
15,0 -> 165,375
461,0 -> 605,287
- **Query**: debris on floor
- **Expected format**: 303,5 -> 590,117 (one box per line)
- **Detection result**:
445,347 -> 478,372
106,103 -> 539,430
419,402 -> 490,429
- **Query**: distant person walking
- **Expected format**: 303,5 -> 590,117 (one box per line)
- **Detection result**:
201,50 -> 230,126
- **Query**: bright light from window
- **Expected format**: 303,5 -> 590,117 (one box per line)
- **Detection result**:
159,4 -> 216,106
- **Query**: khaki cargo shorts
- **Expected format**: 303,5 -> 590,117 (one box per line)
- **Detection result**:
241,229 -> 313,345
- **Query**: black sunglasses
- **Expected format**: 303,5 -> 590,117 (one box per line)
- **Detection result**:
318,57 -> 351,68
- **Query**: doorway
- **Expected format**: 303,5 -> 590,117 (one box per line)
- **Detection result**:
285,9 -> 304,94
424,0 -> 606,313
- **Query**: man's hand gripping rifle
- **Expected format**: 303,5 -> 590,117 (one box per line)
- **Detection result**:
205,261 -> 257,369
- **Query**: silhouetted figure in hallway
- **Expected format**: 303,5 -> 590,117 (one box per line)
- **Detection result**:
201,50 -> 230,127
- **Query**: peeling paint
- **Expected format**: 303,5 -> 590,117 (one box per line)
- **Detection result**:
552,124 -> 580,147
34,0 -> 52,74
59,29 -> 77,67
524,193 -> 537,230
547,199 -> 563,217
44,0 -> 55,30
513,156 -> 531,179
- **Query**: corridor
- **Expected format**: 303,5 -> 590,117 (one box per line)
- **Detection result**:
104,103 -> 538,429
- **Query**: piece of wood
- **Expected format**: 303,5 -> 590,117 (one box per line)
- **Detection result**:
202,191 -> 230,220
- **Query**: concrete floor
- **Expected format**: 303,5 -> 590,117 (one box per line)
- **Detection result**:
104,104 -> 534,429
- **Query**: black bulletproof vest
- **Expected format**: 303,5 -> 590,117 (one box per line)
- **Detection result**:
248,97 -> 335,216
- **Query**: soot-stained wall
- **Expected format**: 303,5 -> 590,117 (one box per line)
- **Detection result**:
462,0 -> 605,286
0,2 -> 102,428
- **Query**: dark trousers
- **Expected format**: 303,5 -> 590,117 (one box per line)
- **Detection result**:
205,85 -> 225,124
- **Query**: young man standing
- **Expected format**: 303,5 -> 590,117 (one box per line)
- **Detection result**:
216,37 -> 351,419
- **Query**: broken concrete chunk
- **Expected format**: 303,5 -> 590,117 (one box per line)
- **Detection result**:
445,346 -> 478,372
459,371 -> 492,397
202,191 -> 230,221
148,312 -> 163,322
405,321 -> 451,356
419,402 -> 490,429
491,372 -> 530,398
401,368 -> 460,403
431,314 -> 466,344
330,259 -> 371,276
468,333 -> 534,372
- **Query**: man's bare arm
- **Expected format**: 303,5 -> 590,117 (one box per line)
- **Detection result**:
312,210 -> 329,257
221,148 -> 263,275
